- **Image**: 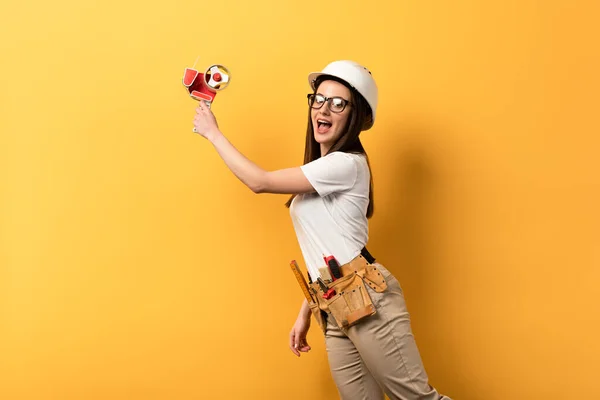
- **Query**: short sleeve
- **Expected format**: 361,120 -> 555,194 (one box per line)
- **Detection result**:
300,152 -> 358,197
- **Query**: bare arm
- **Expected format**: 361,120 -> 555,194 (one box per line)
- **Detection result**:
210,134 -> 315,194
297,299 -> 312,321
193,103 -> 315,195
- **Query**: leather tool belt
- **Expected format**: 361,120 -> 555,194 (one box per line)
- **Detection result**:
307,249 -> 388,332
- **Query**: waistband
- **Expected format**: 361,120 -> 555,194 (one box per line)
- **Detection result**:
310,247 -> 376,283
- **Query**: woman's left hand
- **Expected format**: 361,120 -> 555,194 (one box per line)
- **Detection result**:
193,101 -> 221,141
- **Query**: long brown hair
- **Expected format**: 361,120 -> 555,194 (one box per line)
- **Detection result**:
285,75 -> 375,218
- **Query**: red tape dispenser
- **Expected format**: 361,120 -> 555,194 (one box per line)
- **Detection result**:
182,57 -> 231,131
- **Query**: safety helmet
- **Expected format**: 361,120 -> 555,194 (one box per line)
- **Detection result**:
308,60 -> 378,130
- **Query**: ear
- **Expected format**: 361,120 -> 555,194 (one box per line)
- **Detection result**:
362,112 -> 373,130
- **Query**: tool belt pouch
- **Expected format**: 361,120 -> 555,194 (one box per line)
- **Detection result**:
361,264 -> 388,293
325,273 -> 377,329
308,301 -> 327,334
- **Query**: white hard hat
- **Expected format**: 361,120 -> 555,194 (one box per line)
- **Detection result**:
308,60 -> 378,130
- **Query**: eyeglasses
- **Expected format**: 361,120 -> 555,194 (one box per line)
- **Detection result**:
307,93 -> 351,113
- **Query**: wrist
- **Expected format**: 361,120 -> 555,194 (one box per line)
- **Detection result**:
298,312 -> 311,324
298,302 -> 312,321
208,129 -> 224,144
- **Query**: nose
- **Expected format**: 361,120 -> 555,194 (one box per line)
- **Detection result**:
319,100 -> 332,115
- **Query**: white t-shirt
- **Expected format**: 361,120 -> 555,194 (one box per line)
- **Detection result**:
289,151 -> 370,282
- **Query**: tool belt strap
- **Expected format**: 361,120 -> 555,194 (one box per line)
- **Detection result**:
360,247 -> 376,264
339,247 -> 376,277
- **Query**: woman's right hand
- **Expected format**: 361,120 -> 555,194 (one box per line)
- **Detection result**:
289,313 -> 311,357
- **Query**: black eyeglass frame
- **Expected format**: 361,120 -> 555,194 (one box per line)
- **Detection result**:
307,93 -> 352,113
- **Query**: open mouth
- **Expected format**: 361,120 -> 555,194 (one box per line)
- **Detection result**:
316,119 -> 332,134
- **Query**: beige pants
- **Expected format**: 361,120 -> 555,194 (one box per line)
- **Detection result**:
324,263 -> 452,400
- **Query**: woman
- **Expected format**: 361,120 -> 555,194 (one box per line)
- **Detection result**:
192,60 -> 451,400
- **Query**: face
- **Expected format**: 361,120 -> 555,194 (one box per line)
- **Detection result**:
310,80 -> 352,154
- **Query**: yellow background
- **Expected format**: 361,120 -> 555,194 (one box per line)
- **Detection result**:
1,0 -> 599,399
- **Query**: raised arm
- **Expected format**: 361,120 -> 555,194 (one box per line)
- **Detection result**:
192,102 -> 315,195
210,134 -> 314,194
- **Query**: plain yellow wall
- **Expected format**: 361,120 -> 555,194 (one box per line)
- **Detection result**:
1,0 -> 599,399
